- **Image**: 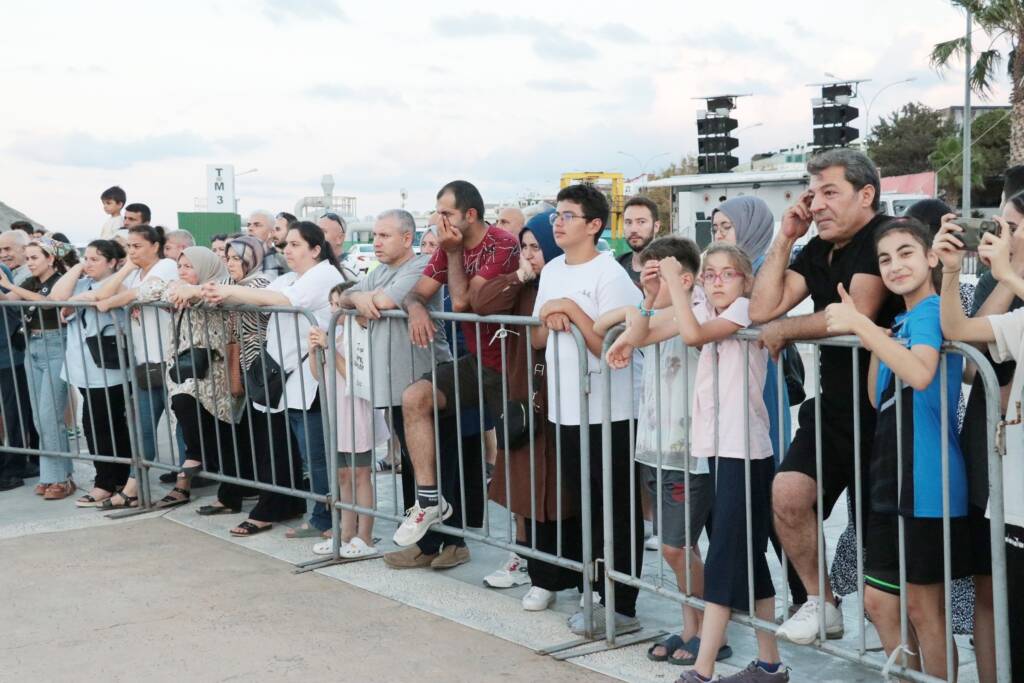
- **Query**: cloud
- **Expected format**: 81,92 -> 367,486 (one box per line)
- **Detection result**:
305,83 -> 406,105
432,12 -> 597,62
526,78 -> 595,92
262,0 -> 348,23
594,23 -> 644,43
9,131 -> 263,169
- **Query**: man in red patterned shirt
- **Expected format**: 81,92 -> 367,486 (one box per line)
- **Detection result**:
389,180 -> 520,560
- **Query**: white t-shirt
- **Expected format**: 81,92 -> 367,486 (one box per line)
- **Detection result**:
986,308 -> 1024,528
100,214 -> 123,239
532,251 -> 642,426
257,260 -> 344,413
125,258 -> 178,364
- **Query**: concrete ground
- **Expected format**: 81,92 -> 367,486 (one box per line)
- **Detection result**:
0,516 -> 610,683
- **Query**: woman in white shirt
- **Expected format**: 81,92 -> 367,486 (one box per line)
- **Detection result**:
94,225 -> 178,509
48,240 -> 131,507
203,221 -> 343,537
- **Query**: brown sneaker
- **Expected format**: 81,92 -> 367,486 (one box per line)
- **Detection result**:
430,544 -> 470,570
43,479 -> 76,501
383,546 -> 437,569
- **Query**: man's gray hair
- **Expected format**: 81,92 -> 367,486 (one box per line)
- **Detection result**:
806,148 -> 881,211
249,209 -> 275,226
0,229 -> 30,246
377,209 -> 416,235
166,229 -> 195,246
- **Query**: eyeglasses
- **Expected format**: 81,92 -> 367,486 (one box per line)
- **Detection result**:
700,268 -> 743,284
320,212 -> 346,227
549,211 -> 588,226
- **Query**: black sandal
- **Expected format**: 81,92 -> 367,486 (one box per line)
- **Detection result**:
230,520 -> 272,537
197,504 -> 240,516
98,491 -> 139,510
156,487 -> 191,508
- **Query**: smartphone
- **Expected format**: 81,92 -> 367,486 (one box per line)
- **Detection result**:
952,218 -> 999,251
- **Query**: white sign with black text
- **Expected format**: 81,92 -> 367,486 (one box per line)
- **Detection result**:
206,164 -> 235,213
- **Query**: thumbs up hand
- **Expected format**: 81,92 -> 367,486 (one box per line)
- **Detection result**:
824,283 -> 864,335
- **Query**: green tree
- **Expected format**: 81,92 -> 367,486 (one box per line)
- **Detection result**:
929,109 -> 1010,205
930,135 -> 990,206
866,102 -> 956,176
642,155 -> 698,234
931,0 -> 1024,163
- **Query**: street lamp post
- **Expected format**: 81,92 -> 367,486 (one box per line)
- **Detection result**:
617,151 -> 672,188
863,78 -> 917,141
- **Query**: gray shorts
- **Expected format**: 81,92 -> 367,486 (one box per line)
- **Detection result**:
338,450 -> 374,468
639,464 -> 713,549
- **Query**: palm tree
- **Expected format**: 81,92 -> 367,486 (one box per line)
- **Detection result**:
930,0 -> 1024,164
930,135 -> 990,206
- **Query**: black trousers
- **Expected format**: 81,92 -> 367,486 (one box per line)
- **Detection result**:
524,516 -> 584,592
79,385 -> 131,492
247,405 -> 306,522
171,394 -> 255,509
557,420 -> 644,618
390,406 -> 485,554
0,365 -> 37,480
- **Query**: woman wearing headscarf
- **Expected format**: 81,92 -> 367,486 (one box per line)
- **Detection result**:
470,209 -> 580,608
151,246 -> 239,508
712,196 -> 807,609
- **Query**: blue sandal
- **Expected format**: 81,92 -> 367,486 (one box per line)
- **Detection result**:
648,634 -> 687,662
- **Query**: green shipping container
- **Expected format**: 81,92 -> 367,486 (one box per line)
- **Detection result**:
176,212 -> 243,247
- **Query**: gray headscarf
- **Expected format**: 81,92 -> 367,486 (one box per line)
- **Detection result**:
716,196 -> 774,266
181,246 -> 229,285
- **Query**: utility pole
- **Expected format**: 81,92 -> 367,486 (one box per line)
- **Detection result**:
962,11 -> 973,214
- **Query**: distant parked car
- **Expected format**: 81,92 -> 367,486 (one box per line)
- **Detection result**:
346,243 -> 376,273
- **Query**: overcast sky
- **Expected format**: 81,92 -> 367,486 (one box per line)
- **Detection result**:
0,0 -> 1011,241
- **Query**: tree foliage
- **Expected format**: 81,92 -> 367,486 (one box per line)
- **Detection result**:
867,102 -> 956,176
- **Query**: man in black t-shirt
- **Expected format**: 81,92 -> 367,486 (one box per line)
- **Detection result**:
749,149 -> 902,645
616,196 -> 660,287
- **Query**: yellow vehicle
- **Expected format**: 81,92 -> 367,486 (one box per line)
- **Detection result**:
560,172 -> 626,251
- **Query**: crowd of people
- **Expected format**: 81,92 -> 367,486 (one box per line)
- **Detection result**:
0,151 -> 1021,682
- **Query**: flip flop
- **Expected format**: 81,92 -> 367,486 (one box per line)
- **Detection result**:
197,504 -> 241,516
647,634 -> 686,662
667,636 -> 700,666
669,637 -> 732,666
230,521 -> 273,537
285,525 -> 330,539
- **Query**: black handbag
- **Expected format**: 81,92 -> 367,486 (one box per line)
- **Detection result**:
85,323 -> 123,369
244,350 -> 307,407
782,344 -> 806,405
168,311 -> 213,383
134,362 -> 165,389
495,399 -> 532,450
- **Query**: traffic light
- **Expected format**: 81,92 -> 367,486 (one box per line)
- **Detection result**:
696,95 -> 740,174
811,83 -> 859,150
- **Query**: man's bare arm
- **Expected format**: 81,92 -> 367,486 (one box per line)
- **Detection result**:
446,250 -> 471,311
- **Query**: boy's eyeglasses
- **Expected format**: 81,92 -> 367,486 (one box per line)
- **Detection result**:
700,269 -> 742,284
549,211 -> 587,226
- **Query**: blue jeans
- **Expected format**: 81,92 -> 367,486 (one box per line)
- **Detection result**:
287,409 -> 329,531
26,331 -> 71,483
136,386 -> 166,464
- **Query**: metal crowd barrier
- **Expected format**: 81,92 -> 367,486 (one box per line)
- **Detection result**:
0,300 -> 140,489
0,297 -> 1014,680
598,326 -> 1012,683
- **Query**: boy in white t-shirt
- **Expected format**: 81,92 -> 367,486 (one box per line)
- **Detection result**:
532,184 -> 643,636
99,186 -> 125,239
934,215 -> 1024,677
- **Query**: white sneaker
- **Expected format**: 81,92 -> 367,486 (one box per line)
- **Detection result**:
776,597 -> 844,645
312,539 -> 334,556
644,534 -> 660,551
340,537 -> 378,559
522,586 -> 555,611
393,498 -> 452,546
579,591 -> 601,608
483,552 -> 530,588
